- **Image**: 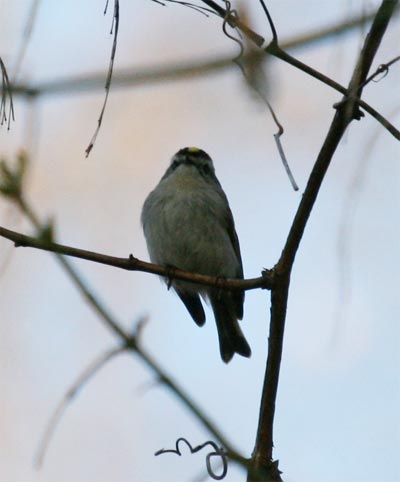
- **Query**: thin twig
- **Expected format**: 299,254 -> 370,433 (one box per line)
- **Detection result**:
8,9 -> 399,139
220,3 -> 298,191
238,60 -> 298,191
234,43 -> 298,190
201,0 -> 400,140
9,9 -> 390,97
85,0 -> 119,157
266,44 -> 400,140
359,54 -> 400,88
273,133 -> 298,191
151,0 -> 217,16
258,0 -> 277,43
0,57 -> 15,129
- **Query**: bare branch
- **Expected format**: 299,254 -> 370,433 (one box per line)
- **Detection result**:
248,2 -> 399,480
257,0 -> 277,43
237,59 -> 298,191
200,1 -> 400,140
219,3 -> 298,191
0,57 -> 15,129
85,0 -> 120,157
9,9 -> 399,141
1,4 -> 398,479
0,224 -> 274,291
151,0 -> 217,16
273,133 -> 298,191
8,8 -> 386,97
359,54 -> 400,88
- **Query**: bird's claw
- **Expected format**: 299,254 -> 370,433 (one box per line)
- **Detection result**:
165,264 -> 176,290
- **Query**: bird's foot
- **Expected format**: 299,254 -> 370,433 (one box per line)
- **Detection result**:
164,264 -> 178,290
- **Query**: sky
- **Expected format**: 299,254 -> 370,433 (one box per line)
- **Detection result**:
0,1 -> 399,481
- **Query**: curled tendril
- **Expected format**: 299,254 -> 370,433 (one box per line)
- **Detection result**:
359,55 -> 400,89
155,437 -> 228,480
372,64 -> 389,82
221,1 -> 244,62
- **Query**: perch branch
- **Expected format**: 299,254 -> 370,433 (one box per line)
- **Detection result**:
0,224 -> 274,291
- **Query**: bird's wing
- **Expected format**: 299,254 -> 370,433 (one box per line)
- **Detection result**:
210,176 -> 244,278
225,205 -> 244,279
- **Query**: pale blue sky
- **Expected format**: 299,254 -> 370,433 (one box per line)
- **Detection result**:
0,1 -> 399,481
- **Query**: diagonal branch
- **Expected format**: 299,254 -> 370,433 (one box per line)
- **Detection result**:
279,0 -> 398,273
201,0 -> 400,140
248,1 -> 399,481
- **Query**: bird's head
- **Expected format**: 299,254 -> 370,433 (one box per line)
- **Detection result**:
166,147 -> 215,178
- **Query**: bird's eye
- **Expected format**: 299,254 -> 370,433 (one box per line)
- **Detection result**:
171,160 -> 179,170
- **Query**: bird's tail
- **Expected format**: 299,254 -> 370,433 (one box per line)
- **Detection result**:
210,295 -> 251,363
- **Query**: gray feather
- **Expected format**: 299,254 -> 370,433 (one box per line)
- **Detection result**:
176,289 -> 205,326
141,147 -> 250,362
210,293 -> 251,363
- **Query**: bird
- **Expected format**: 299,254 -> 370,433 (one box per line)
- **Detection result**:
141,147 -> 251,363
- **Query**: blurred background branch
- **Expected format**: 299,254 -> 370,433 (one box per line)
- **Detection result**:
9,8 -> 396,98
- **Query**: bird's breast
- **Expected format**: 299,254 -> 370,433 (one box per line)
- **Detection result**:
142,176 -> 237,278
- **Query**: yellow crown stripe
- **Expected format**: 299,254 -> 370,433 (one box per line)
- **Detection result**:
187,147 -> 200,153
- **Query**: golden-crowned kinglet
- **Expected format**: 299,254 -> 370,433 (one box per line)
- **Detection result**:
141,147 -> 250,363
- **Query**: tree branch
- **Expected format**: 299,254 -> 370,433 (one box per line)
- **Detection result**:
264,43 -> 400,140
0,223 -> 274,291
248,1 -> 398,480
1,3 -> 398,479
201,0 -> 400,140
10,6 -> 380,99
10,4 -> 399,137
279,0 -> 398,273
